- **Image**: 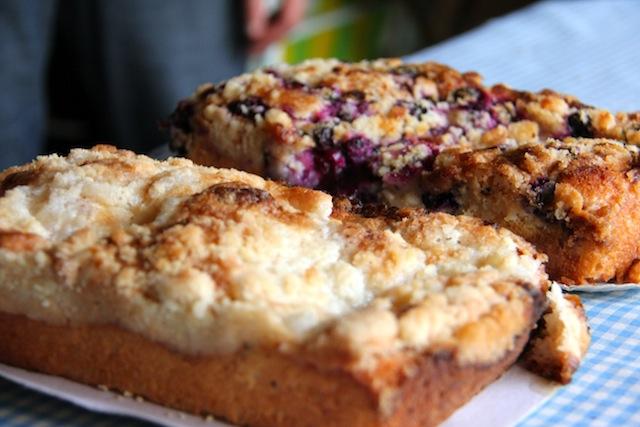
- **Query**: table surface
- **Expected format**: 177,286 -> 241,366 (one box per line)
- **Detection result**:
3,0 -> 640,426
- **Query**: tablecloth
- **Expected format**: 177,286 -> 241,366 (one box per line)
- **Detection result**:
2,0 -> 640,425
405,0 -> 640,112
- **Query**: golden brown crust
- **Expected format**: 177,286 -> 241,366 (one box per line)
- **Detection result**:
0,146 -> 555,425
427,138 -> 640,284
0,230 -> 45,251
0,311 -> 531,427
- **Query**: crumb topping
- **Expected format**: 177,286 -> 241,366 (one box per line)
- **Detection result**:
169,59 -> 640,203
431,138 -> 640,224
425,137 -> 640,283
0,147 -> 546,367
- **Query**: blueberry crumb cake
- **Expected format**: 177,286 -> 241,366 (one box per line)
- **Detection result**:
426,138 -> 640,284
168,58 -> 640,285
0,146 -> 588,427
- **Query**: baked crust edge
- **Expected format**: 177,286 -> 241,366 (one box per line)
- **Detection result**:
0,311 -> 531,427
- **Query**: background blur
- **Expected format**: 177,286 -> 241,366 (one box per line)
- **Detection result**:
251,0 -> 534,66
1,0 -> 535,169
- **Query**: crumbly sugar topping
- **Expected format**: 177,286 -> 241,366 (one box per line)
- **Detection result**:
430,137 -> 640,223
0,147 -> 546,368
170,59 -> 640,203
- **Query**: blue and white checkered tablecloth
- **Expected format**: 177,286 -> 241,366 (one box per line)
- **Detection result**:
520,290 -> 640,426
3,290 -> 640,426
2,0 -> 640,425
0,377 -> 148,427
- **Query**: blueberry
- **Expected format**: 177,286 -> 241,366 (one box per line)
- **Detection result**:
355,100 -> 369,116
337,100 -> 368,122
322,99 -> 340,116
421,192 -> 459,213
227,97 -> 268,120
287,150 -> 320,188
567,111 -> 594,138
384,166 -> 422,185
316,148 -> 346,178
345,136 -> 375,164
167,100 -> 194,134
325,91 -> 369,122
397,100 -> 427,117
449,87 -> 484,108
410,104 -> 429,117
312,126 -> 334,148
337,102 -> 358,121
531,178 -> 556,209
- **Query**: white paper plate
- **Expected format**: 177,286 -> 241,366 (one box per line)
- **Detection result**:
0,363 -> 556,427
561,283 -> 640,293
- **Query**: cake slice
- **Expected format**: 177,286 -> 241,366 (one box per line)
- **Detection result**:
425,138 -> 640,284
521,283 -> 590,384
1,146 -> 570,427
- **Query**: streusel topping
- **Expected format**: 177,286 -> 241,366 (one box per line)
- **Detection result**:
170,59 -> 640,203
0,146 -> 546,365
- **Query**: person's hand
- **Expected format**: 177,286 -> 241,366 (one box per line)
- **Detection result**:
244,0 -> 308,54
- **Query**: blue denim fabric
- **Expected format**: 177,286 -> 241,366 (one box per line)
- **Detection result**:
0,0 -> 246,169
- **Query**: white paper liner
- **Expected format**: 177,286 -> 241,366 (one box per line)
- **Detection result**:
0,363 -> 556,427
442,366 -> 557,427
560,282 -> 640,293
0,363 -> 227,427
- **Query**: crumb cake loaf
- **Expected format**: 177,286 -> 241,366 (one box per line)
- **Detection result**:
425,138 -> 640,284
168,58 -> 640,284
0,146 -> 584,427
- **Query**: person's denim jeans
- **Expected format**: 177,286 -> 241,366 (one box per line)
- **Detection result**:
0,0 -> 245,169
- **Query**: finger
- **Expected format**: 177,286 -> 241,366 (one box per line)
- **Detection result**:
248,0 -> 308,53
278,0 -> 308,29
248,23 -> 289,54
244,0 -> 268,40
